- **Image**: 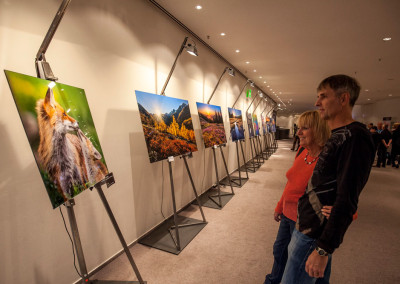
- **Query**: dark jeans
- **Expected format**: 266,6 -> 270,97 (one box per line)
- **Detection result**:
377,147 -> 387,167
292,136 -> 300,151
264,215 -> 295,284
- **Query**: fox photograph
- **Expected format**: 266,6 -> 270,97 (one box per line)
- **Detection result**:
135,91 -> 198,163
196,102 -> 227,148
4,70 -> 108,209
228,107 -> 245,141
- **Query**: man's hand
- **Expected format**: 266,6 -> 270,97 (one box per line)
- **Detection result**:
305,250 -> 329,278
274,212 -> 282,222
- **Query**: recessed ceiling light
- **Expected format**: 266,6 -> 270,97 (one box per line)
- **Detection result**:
220,32 -> 226,36
365,89 -> 369,92
389,94 -> 393,96
267,85 -> 270,87
253,69 -> 257,72
367,98 -> 371,101
259,76 -> 262,79
195,5 -> 202,10
235,49 -> 240,53
279,92 -> 282,94
246,61 -> 250,64
383,37 -> 392,41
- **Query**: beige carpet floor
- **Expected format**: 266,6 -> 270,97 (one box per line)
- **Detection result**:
92,140 -> 400,284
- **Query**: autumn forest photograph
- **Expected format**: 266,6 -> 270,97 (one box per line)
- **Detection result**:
135,91 -> 198,163
196,102 -> 227,148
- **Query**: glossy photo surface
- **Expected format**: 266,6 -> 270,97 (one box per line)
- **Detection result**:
5,70 -> 108,209
196,102 -> 227,148
136,91 -> 198,162
228,107 -> 245,141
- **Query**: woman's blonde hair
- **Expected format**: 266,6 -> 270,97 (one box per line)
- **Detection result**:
297,110 -> 331,147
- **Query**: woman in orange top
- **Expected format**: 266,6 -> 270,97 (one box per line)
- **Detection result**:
264,111 -> 331,284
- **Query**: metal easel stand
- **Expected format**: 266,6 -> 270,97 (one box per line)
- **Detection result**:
34,2 -> 145,282
220,140 -> 249,188
65,174 -> 145,284
265,133 -> 274,156
139,154 -> 207,255
260,134 -> 270,160
241,137 -> 261,173
194,144 -> 235,209
91,174 -> 146,284
255,135 -> 265,163
272,132 -> 278,151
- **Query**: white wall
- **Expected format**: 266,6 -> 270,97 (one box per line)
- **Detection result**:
0,1 -> 275,283
353,98 -> 400,126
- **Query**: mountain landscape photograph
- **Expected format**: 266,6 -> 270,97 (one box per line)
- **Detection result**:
228,107 -> 245,141
196,102 -> 227,148
135,91 -> 198,163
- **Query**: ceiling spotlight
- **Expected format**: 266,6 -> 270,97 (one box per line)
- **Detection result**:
185,41 -> 198,56
227,67 -> 235,77
220,32 -> 226,36
249,80 -> 255,87
383,37 -> 392,41
235,49 -> 240,53
246,61 -> 250,64
258,90 -> 263,97
195,5 -> 202,10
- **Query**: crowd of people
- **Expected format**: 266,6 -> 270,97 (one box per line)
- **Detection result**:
265,74 -> 377,284
368,122 -> 400,168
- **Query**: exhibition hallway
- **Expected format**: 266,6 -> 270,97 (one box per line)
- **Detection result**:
92,140 -> 400,284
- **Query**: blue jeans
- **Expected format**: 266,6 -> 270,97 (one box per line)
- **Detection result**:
264,215 -> 296,284
281,229 -> 332,284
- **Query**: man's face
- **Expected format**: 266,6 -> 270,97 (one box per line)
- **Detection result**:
315,86 -> 342,121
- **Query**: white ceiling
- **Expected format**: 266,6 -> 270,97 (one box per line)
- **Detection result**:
155,0 -> 400,115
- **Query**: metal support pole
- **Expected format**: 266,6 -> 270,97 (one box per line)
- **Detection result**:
235,141 -> 242,184
207,68 -> 227,104
240,140 -> 249,179
168,161 -> 181,251
246,94 -> 259,113
232,80 -> 250,109
219,145 -> 234,195
160,37 -> 188,96
65,200 -> 89,283
182,155 -> 206,222
95,185 -> 145,284
211,146 -> 222,206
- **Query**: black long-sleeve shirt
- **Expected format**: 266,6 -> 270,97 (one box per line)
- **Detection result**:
296,121 -> 374,253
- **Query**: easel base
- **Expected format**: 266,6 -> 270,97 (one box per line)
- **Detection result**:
220,175 -> 249,188
239,161 -> 261,173
193,188 -> 234,209
90,280 -> 146,284
139,215 -> 206,255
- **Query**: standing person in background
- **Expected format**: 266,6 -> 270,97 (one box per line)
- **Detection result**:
291,123 -> 300,151
281,74 -> 374,284
377,122 -> 384,133
370,126 -> 381,161
391,123 -> 400,168
264,111 -> 331,284
376,124 -> 392,168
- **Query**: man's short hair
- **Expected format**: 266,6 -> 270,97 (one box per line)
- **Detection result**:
317,74 -> 361,107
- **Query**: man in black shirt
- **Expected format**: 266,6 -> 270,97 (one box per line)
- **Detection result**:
376,124 -> 392,167
281,75 -> 374,283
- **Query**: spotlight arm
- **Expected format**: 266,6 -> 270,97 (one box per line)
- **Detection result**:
232,79 -> 250,109
254,96 -> 263,111
160,37 -> 188,96
35,0 -> 72,80
246,91 -> 259,113
207,67 -> 228,104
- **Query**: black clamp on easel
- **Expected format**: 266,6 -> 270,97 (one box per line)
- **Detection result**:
195,144 -> 235,209
139,153 -> 207,255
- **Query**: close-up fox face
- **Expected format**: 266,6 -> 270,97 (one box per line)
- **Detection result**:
42,88 -> 79,134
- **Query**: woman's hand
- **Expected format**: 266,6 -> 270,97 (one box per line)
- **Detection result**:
274,212 -> 282,222
321,206 -> 333,219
